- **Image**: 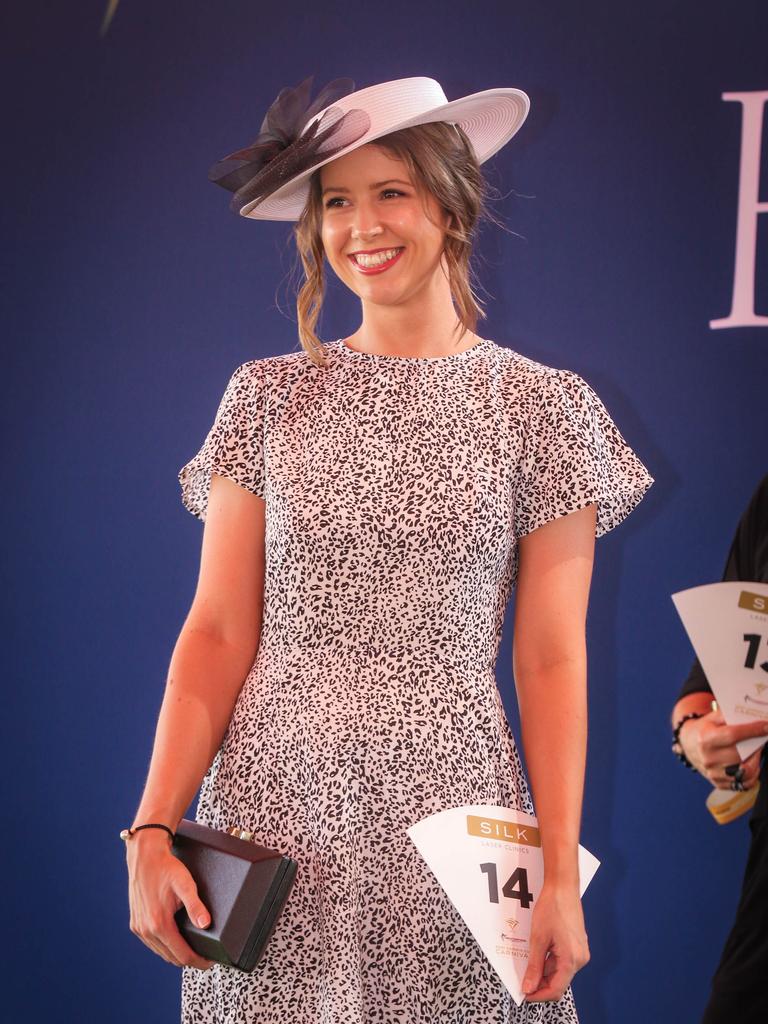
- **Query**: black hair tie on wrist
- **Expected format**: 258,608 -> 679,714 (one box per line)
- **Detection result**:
119,823 -> 175,842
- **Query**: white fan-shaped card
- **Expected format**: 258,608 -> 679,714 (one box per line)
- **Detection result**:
407,804 -> 599,1006
672,581 -> 768,761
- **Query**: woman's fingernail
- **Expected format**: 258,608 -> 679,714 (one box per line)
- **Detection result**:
197,915 -> 209,927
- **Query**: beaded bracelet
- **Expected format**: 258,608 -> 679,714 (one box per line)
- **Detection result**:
671,712 -> 704,771
119,823 -> 175,842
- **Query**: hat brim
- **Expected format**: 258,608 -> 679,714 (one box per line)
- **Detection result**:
240,87 -> 530,222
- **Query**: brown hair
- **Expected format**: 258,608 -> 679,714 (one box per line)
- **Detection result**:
289,121 -> 509,367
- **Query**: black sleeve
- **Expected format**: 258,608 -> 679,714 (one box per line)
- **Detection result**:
677,474 -> 768,700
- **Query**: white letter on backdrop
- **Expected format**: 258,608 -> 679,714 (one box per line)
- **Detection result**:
710,90 -> 768,329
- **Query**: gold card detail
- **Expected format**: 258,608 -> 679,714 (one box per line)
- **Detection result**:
467,814 -> 541,847
738,590 -> 768,615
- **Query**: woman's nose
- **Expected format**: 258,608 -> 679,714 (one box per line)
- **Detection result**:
351,211 -> 383,241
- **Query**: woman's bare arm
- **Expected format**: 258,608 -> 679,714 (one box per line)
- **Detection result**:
131,472 -> 267,833
512,502 -> 596,1001
125,473 -> 266,969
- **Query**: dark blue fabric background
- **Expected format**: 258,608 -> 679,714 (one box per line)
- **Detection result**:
4,2 -> 767,1020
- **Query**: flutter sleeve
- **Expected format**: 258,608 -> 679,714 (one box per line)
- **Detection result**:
514,368 -> 654,539
178,360 -> 266,522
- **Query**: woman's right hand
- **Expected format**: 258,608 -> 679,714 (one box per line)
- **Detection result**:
678,709 -> 768,789
126,830 -> 215,969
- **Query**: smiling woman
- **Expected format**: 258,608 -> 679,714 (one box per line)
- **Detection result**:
124,76 -> 654,1024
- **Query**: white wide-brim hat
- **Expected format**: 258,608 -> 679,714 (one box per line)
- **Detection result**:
209,76 -> 530,222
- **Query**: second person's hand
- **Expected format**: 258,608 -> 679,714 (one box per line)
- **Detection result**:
678,709 -> 768,789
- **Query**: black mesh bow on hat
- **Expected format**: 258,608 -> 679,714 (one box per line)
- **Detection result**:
208,75 -> 372,215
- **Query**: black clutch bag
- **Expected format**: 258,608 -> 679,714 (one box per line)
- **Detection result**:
170,818 -> 298,972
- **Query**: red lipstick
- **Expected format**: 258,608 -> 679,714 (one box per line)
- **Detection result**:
348,248 -> 405,275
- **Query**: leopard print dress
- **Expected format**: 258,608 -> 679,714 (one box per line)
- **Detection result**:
177,336 -> 653,1023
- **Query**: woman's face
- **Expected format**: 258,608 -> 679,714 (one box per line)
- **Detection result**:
319,143 -> 451,307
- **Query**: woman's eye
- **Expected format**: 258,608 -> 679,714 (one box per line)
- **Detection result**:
324,189 -> 406,209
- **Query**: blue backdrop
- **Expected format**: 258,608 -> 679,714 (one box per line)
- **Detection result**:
5,2 -> 767,1021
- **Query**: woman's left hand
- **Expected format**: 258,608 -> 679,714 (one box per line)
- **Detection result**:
521,881 -> 590,1002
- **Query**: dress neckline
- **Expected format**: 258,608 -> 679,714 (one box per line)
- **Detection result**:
333,336 -> 494,363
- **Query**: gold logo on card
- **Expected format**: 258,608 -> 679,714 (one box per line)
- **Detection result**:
467,814 -> 541,847
738,591 -> 768,615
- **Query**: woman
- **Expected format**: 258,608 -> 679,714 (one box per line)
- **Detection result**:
123,76 -> 654,1023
